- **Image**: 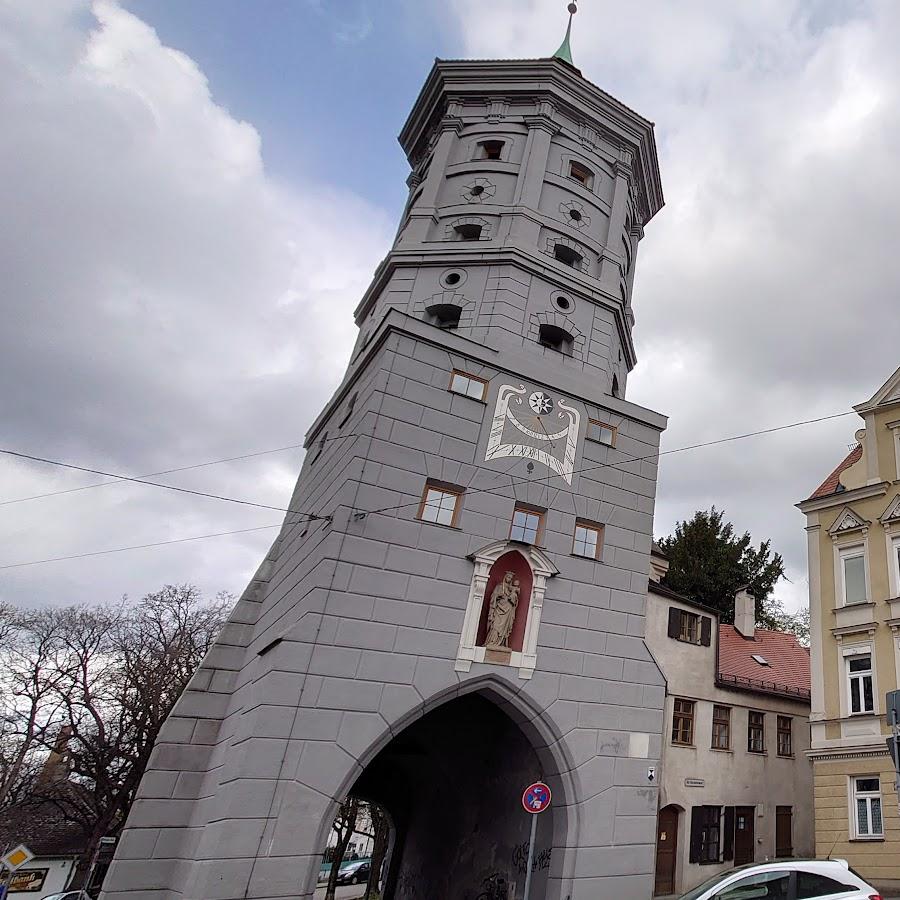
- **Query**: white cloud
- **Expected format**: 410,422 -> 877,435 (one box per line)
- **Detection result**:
448,0 -> 900,612
0,1 -> 391,606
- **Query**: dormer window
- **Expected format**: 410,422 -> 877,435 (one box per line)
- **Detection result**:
479,140 -> 504,160
538,324 -> 573,355
454,223 -> 483,241
554,244 -> 582,268
568,161 -> 594,189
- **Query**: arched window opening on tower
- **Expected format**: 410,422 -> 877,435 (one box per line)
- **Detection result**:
553,244 -> 583,269
454,222 -> 483,241
427,303 -> 462,329
538,323 -> 574,355
568,161 -> 594,189
611,374 -> 620,397
479,140 -> 505,160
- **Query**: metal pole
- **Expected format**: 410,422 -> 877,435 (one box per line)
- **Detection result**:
522,813 -> 538,900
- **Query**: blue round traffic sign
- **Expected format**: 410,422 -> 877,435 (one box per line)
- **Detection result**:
522,781 -> 552,814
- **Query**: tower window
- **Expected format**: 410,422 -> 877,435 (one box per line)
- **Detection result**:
313,431 -> 328,462
538,323 -> 573,354
611,374 -> 620,397
479,140 -> 504,160
441,270 -> 463,287
510,505 -> 544,544
553,244 -> 583,268
449,370 -> 487,401
418,482 -> 463,527
338,393 -> 357,428
453,223 -> 483,241
568,161 -> 594,189
470,184 -> 485,197
427,304 -> 461,329
573,521 -> 603,559
587,419 -> 616,446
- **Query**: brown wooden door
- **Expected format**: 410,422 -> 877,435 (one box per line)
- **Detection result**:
654,805 -> 679,895
775,806 -> 793,857
734,806 -> 755,865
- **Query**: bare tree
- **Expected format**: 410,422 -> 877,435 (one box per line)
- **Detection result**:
0,607 -> 67,809
325,796 -> 360,900
1,585 -> 229,884
364,802 -> 390,900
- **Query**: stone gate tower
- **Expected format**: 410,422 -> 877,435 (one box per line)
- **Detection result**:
102,28 -> 668,900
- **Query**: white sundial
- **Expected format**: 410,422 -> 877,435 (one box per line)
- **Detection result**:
529,391 -> 554,415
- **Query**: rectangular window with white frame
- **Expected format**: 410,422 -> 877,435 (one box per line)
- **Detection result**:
847,653 -> 875,714
891,535 -> 900,599
852,776 -> 883,838
839,544 -> 868,605
448,370 -> 487,402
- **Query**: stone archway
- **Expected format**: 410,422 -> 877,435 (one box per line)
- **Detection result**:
325,692 -> 565,900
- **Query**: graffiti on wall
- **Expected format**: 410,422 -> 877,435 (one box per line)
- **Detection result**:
512,840 -> 552,874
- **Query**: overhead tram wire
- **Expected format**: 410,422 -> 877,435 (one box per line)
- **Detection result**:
0,408 -> 857,570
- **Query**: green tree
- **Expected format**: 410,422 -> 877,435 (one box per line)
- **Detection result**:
657,507 -> 786,627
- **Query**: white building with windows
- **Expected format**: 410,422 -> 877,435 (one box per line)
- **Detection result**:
798,364 -> 900,892
647,547 -> 814,896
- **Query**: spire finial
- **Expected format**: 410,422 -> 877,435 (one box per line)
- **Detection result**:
553,2 -> 578,66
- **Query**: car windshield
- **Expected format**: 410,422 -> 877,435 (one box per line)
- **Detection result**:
677,864 -> 762,900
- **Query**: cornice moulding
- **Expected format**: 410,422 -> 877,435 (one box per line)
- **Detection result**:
797,481 -> 889,514
306,308 -> 668,444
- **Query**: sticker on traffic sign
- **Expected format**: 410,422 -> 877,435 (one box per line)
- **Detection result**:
522,782 -> 552,814
1,845 -> 33,871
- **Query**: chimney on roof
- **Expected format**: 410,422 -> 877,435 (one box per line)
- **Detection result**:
649,542 -> 669,583
734,587 -> 756,638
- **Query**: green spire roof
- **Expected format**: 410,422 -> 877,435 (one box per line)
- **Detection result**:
553,3 -> 577,65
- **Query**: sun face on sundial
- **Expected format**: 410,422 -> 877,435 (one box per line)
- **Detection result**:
529,391 -> 554,415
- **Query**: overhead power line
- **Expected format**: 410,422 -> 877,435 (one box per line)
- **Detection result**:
359,409 -> 859,519
0,407 -> 857,570
0,442 -> 305,506
0,447 -> 319,517
0,524 -> 283,570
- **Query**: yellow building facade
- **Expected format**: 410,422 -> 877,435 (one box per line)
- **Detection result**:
798,365 -> 900,891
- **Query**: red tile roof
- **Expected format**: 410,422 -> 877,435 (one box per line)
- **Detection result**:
717,625 -> 810,700
808,444 -> 862,500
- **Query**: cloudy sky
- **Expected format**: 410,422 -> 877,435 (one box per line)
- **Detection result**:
2,0 -> 897,614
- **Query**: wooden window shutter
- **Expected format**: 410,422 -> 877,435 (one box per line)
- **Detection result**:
722,806 -> 735,861
700,616 -> 712,646
689,807 -> 703,863
668,607 -> 681,638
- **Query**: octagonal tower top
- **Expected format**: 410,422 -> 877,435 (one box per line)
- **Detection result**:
399,57 -> 664,226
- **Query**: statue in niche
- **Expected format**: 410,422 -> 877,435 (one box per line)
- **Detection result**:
484,571 -> 520,649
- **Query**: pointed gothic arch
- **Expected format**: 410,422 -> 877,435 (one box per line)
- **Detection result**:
310,675 -> 579,900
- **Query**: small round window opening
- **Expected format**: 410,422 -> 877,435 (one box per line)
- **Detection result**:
470,184 -> 485,197
569,209 -> 582,222
552,294 -> 573,313
440,269 -> 466,288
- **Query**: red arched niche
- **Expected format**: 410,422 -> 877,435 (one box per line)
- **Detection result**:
475,550 -> 534,653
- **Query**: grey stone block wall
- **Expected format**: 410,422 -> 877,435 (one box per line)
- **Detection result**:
102,56 -> 668,900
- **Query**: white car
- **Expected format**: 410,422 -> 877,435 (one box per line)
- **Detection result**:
678,859 -> 882,900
